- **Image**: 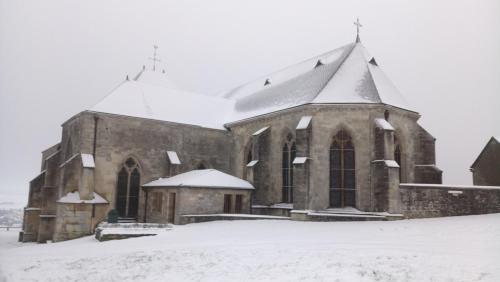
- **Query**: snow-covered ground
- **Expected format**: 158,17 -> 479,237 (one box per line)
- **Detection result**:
1,214 -> 499,282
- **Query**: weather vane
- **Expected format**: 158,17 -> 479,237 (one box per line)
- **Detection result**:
354,18 -> 362,42
149,45 -> 161,71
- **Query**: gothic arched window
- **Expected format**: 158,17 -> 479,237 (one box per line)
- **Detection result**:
116,157 -> 141,218
329,130 -> 356,207
246,148 -> 253,165
282,137 -> 296,203
395,143 -> 402,181
243,144 -> 253,180
394,133 -> 403,182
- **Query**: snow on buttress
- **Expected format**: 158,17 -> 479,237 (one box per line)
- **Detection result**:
374,118 -> 395,131
143,169 -> 254,190
57,191 -> 108,204
80,153 -> 95,168
90,41 -> 413,129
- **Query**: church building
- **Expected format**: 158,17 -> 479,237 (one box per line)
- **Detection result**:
21,29 -> 449,242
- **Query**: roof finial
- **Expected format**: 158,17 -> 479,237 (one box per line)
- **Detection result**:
149,45 -> 161,71
354,18 -> 362,43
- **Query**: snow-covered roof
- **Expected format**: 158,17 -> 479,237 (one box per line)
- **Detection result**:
493,136 -> 500,143
374,118 -> 395,131
81,153 -> 95,168
57,191 -> 108,204
89,41 -> 413,129
90,70 -> 235,130
143,169 -> 254,190
223,42 -> 413,123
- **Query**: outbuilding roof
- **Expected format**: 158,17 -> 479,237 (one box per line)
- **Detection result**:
143,169 -> 254,190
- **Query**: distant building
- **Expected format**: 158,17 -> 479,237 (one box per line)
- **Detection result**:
470,137 -> 500,186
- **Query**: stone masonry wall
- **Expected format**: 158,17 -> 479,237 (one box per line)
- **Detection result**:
227,104 -> 424,212
59,111 -> 233,224
144,187 -> 252,225
400,183 -> 500,218
53,203 -> 108,242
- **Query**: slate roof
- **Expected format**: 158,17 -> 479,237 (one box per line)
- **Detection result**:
89,40 -> 413,129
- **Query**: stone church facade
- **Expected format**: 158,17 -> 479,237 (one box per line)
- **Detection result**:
21,37 -> 499,243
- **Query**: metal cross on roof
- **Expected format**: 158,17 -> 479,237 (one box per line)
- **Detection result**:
149,45 -> 161,71
354,18 -> 362,43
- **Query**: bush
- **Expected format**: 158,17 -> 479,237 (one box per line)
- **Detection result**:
107,209 -> 118,223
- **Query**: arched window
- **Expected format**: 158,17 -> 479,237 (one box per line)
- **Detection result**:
116,158 -> 141,218
243,145 -> 253,180
246,148 -> 253,165
394,136 -> 402,182
395,145 -> 402,180
329,130 -> 356,207
282,138 -> 296,203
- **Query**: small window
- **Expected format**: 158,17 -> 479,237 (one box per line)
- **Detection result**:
235,195 -> 243,214
223,194 -> 232,213
369,57 -> 378,66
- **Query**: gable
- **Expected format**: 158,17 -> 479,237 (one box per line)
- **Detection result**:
471,137 -> 500,168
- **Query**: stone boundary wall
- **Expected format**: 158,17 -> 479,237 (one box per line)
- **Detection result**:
400,183 -> 500,218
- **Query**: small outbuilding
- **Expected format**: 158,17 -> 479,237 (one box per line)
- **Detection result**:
142,169 -> 254,224
470,136 -> 500,186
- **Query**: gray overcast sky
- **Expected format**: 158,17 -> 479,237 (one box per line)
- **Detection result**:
1,0 -> 499,199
